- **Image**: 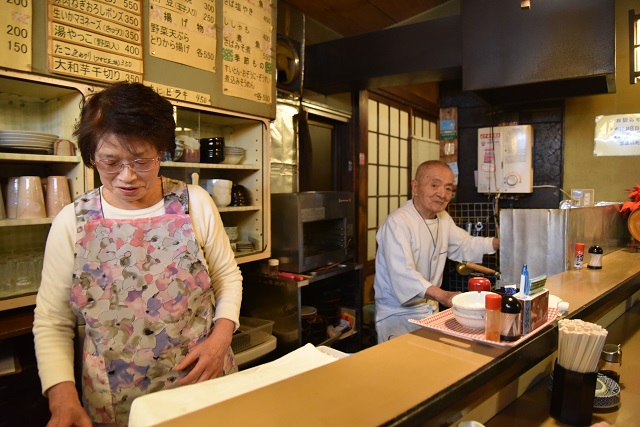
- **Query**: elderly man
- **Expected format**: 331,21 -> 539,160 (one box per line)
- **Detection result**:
374,160 -> 499,343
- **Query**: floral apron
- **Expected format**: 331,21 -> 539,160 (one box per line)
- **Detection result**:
70,177 -> 236,426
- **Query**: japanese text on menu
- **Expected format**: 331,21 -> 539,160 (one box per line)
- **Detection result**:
149,0 -> 217,72
1,0 -> 32,72
47,0 -> 143,84
594,114 -> 640,156
222,0 -> 273,105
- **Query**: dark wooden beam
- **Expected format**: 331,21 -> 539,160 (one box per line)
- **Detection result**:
304,16 -> 462,94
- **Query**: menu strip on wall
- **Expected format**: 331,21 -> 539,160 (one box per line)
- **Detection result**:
222,0 -> 274,105
149,0 -> 217,73
0,1 -> 33,72
47,0 -> 143,84
145,80 -> 212,106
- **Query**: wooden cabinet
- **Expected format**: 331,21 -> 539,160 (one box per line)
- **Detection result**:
148,101 -> 271,264
0,70 -> 87,311
0,68 -> 272,314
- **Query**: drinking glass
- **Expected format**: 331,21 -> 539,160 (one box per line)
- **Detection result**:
17,176 -> 46,219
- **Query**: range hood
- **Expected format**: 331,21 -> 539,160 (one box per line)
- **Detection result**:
461,0 -> 615,105
304,0 -> 615,104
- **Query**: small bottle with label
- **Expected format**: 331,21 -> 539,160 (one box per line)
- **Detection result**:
574,243 -> 585,269
267,258 -> 279,277
485,293 -> 502,342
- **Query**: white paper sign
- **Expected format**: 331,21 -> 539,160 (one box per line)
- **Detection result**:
594,114 -> 640,156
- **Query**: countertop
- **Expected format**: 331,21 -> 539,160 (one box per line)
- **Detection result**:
486,301 -> 640,426
152,249 -> 640,427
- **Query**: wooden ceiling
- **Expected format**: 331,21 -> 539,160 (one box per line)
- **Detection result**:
282,0 -> 450,113
282,0 -> 452,37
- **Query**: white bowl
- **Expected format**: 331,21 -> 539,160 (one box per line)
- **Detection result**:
212,192 -> 231,207
452,291 -> 498,313
452,309 -> 486,330
221,154 -> 243,165
451,291 -> 499,330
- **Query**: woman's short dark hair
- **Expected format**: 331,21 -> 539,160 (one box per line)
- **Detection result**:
74,81 -> 175,167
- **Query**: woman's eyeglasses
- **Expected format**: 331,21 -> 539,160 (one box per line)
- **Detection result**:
92,157 -> 161,174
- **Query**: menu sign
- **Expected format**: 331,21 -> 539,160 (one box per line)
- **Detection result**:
222,0 -> 274,105
0,0 -> 32,72
145,80 -> 212,106
594,114 -> 640,156
148,0 -> 217,72
47,0 -> 143,84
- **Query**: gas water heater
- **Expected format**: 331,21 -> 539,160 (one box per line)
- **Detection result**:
477,125 -> 533,194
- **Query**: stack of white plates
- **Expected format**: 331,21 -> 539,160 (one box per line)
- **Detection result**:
0,130 -> 58,154
236,241 -> 254,252
221,146 -> 245,164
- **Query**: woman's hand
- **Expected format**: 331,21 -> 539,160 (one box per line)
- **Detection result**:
176,318 -> 235,385
46,381 -> 92,427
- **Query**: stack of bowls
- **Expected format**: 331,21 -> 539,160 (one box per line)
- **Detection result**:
221,146 -> 245,165
200,137 -> 225,164
451,291 -> 499,330
203,179 -> 232,207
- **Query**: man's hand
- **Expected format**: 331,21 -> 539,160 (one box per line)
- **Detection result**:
425,286 -> 461,307
46,381 -> 91,427
492,238 -> 500,251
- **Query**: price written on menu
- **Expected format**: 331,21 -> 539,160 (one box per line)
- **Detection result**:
594,114 -> 640,157
1,0 -> 32,72
47,0 -> 143,84
148,0 -> 217,73
144,80 -> 212,106
222,0 -> 274,105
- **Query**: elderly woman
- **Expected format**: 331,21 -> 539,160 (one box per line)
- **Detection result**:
33,82 -> 242,426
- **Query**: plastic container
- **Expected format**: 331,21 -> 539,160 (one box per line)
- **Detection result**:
231,317 -> 275,354
485,293 -> 502,342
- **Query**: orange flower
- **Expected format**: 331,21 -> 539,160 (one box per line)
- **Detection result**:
619,184 -> 640,218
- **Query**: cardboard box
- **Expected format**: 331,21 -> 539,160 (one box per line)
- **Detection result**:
516,288 -> 549,335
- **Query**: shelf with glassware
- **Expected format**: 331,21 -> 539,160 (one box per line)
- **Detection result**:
0,70 -> 88,310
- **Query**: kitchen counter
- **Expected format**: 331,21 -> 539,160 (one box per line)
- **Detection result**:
151,249 -> 640,427
486,301 -> 640,426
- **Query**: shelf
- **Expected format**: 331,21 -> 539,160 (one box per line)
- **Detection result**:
0,294 -> 36,313
160,161 -> 260,170
218,206 -> 260,213
0,218 -> 53,227
0,153 -> 81,163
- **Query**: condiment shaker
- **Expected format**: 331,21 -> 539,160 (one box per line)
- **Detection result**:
485,293 -> 502,342
598,343 -> 622,384
587,245 -> 603,269
500,295 -> 522,342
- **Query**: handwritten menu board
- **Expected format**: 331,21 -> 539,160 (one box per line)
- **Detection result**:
0,1 -> 32,72
222,0 -> 274,105
149,0 -> 217,73
145,80 -> 212,106
47,0 -> 143,84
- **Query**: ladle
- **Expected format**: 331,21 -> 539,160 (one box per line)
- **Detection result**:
456,261 -> 499,276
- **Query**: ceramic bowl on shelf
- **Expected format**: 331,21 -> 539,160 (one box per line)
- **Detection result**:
221,146 -> 245,165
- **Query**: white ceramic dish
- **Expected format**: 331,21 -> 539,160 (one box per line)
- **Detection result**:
221,154 -> 243,165
451,309 -> 485,329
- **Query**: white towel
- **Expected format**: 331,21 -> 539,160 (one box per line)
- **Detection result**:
129,344 -> 347,427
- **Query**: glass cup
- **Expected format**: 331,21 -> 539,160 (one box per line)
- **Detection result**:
0,257 -> 15,297
13,254 -> 34,293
